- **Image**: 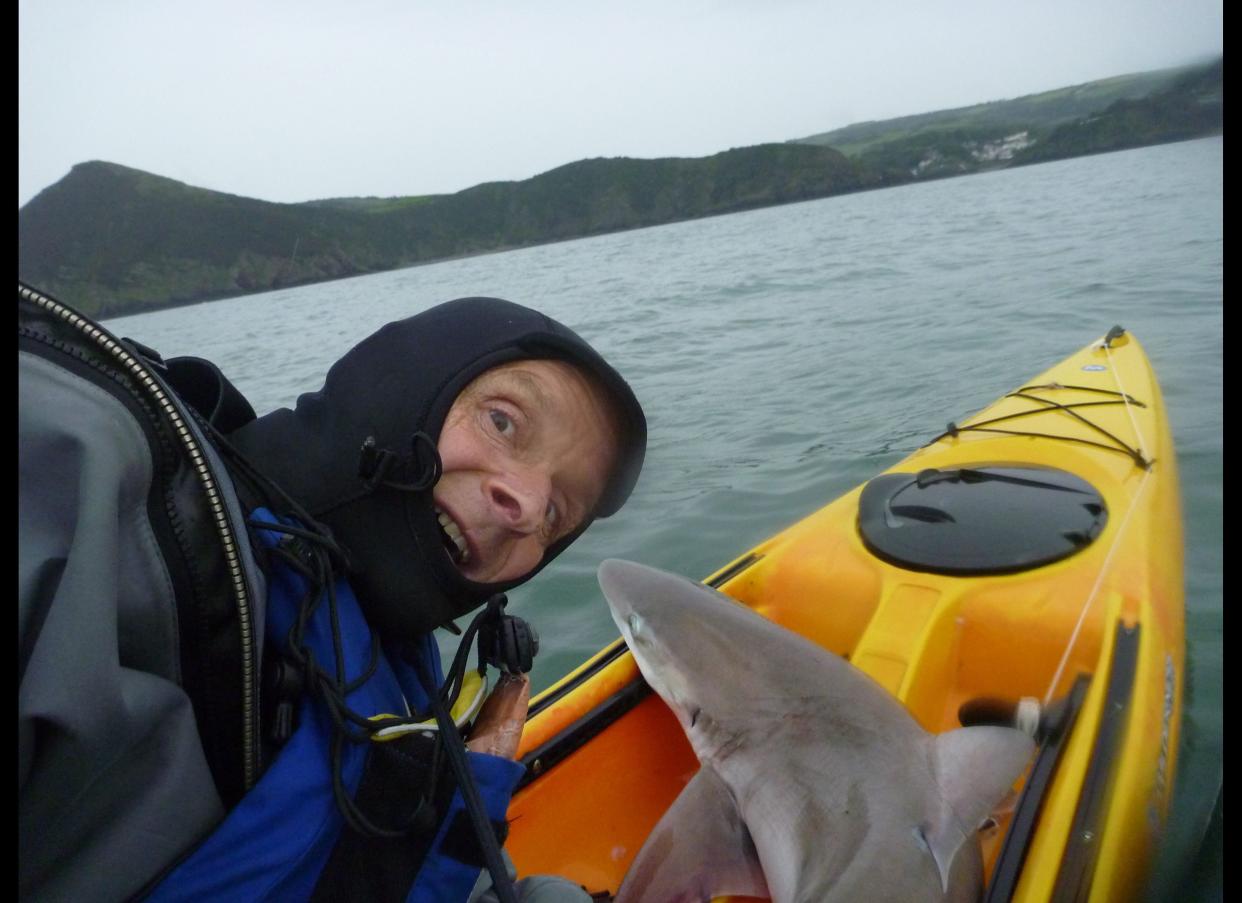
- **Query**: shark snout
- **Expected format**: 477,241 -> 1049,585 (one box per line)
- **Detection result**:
600,557 -> 733,654
598,559 -> 637,635
601,558 -> 667,642
597,558 -> 645,610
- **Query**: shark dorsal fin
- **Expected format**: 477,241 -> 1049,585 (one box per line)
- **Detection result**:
924,725 -> 1036,891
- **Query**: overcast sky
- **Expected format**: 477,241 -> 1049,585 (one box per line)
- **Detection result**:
18,0 -> 1221,208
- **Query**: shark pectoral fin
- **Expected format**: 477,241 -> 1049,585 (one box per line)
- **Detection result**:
616,765 -> 770,903
924,725 -> 1038,891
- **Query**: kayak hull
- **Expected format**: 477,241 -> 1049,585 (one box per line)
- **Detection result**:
508,331 -> 1184,902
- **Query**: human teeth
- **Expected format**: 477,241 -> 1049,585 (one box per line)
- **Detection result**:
436,509 -> 470,563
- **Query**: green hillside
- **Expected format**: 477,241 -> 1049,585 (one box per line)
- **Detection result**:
802,59 -> 1220,183
18,58 -> 1221,317
1012,59 -> 1222,165
19,144 -> 869,317
794,63 -> 1198,156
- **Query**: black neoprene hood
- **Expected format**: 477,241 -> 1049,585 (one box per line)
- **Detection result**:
229,297 -> 647,639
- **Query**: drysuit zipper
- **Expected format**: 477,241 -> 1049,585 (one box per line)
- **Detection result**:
18,283 -> 261,790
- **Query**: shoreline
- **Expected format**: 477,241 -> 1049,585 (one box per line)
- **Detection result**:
47,133 -> 1223,322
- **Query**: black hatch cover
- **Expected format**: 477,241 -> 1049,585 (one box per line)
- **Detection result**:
857,466 -> 1107,575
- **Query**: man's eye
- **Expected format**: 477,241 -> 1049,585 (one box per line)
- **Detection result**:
489,410 -> 514,435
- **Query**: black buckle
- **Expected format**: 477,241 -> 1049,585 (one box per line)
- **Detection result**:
477,595 -> 540,674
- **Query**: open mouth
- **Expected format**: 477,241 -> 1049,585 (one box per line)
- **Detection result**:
436,507 -> 471,566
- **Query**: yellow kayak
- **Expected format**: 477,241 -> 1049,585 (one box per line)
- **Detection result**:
507,328 -> 1184,902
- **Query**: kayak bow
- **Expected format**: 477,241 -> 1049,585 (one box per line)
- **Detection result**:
508,329 -> 1183,902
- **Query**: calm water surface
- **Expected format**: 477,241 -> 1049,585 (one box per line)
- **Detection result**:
109,137 -> 1222,899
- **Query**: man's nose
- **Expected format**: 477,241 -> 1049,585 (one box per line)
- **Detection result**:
485,473 -> 550,533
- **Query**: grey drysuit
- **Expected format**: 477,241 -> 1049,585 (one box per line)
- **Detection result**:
19,307 -> 267,900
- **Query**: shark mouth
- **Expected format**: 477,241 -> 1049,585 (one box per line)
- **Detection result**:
436,507 -> 471,566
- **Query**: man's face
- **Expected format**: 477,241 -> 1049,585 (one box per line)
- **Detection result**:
433,359 -> 621,584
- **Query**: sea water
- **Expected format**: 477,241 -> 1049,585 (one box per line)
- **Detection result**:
108,136 -> 1222,900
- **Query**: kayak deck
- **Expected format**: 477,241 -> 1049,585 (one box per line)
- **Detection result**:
507,331 -> 1184,902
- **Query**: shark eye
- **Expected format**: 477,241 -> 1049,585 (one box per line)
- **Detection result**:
627,613 -> 644,637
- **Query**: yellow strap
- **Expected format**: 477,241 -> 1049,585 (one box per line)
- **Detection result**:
368,670 -> 488,742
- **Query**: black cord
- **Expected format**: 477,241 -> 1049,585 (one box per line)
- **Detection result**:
412,654 -> 519,903
924,387 -> 1151,468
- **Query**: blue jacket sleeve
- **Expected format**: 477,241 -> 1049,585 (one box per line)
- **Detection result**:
389,634 -> 527,901
406,750 -> 526,902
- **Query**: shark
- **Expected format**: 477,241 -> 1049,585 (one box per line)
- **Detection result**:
597,559 -> 1036,903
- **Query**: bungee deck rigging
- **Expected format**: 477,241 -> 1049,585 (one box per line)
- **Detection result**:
929,383 -> 1151,470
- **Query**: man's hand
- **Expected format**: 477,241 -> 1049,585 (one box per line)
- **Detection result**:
465,673 -> 531,760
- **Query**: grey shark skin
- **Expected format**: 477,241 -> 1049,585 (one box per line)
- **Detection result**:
598,559 -> 1035,903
